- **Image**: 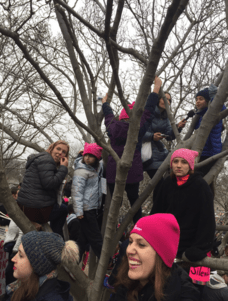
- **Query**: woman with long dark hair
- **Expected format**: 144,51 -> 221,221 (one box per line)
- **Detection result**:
111,214 -> 199,301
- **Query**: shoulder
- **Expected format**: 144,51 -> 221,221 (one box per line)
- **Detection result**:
110,285 -> 128,301
35,152 -> 55,165
74,168 -> 90,178
170,265 -> 200,300
36,279 -> 72,301
188,173 -> 210,189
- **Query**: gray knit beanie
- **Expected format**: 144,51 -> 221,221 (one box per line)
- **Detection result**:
21,231 -> 65,276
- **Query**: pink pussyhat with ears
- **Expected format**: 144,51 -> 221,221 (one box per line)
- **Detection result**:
170,148 -> 199,170
82,142 -> 103,160
131,214 -> 180,268
119,102 -> 135,120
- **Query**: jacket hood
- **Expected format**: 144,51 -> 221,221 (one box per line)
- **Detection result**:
207,274 -> 227,289
26,152 -> 51,169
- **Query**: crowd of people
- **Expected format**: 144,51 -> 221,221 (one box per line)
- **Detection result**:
2,77 -> 228,301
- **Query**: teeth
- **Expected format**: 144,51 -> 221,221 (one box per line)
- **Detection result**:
129,260 -> 141,265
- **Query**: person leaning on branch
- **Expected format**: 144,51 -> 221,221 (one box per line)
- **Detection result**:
4,231 -> 79,301
102,81 -> 162,224
16,140 -> 69,234
110,214 -> 200,301
151,148 -> 215,263
142,77 -> 186,180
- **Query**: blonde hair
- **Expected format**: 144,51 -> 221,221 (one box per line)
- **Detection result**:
46,140 -> 70,159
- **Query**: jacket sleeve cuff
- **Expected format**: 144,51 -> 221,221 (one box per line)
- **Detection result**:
185,247 -> 208,262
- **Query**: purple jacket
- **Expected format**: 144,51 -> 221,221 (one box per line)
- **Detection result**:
103,94 -> 159,183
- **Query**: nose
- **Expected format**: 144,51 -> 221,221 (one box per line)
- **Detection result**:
12,253 -> 17,263
127,242 -> 136,255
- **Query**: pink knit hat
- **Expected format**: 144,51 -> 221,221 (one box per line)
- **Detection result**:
119,102 -> 135,120
170,148 -> 199,170
130,214 -> 180,267
82,142 -> 103,159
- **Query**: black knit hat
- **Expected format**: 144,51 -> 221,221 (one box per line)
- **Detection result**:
195,88 -> 210,102
21,231 -> 65,276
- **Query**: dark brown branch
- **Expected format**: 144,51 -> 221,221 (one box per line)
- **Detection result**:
195,149 -> 228,169
182,254 -> 228,271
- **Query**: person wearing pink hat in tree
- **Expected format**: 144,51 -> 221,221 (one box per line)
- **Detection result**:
110,214 -> 200,301
151,148 -> 215,263
71,142 -> 104,261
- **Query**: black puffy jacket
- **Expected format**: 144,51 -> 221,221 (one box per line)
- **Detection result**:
17,152 -> 68,208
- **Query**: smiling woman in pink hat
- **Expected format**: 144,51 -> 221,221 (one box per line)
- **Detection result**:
151,148 -> 215,263
111,214 -> 199,301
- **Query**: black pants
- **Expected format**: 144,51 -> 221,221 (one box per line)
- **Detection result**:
49,203 -> 68,238
76,209 -> 103,261
108,182 -> 141,224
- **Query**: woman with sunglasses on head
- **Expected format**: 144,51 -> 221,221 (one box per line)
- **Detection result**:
110,214 -> 200,301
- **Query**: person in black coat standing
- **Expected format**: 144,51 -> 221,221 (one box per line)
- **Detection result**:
17,140 -> 69,234
151,148 -> 215,262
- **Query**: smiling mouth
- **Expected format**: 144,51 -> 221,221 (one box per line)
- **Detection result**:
128,259 -> 141,269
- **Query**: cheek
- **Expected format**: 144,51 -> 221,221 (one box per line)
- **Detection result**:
14,260 -> 33,280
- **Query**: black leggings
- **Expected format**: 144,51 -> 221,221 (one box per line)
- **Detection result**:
76,209 -> 103,261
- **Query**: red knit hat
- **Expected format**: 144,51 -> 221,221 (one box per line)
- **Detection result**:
130,214 -> 180,267
119,102 -> 135,120
82,142 -> 103,159
170,148 -> 198,170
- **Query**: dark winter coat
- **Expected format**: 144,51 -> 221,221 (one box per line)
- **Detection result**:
194,103 -> 226,157
142,93 -> 177,170
6,278 -> 73,301
202,274 -> 228,301
110,264 -> 200,301
151,173 -> 215,261
103,93 -> 159,184
17,152 -> 68,208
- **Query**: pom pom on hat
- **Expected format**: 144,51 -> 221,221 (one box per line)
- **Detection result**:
82,142 -> 103,159
195,88 -> 210,102
170,148 -> 199,170
119,102 -> 135,120
131,214 -> 180,267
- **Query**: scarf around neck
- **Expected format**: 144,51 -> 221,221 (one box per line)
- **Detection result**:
176,174 -> 190,186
